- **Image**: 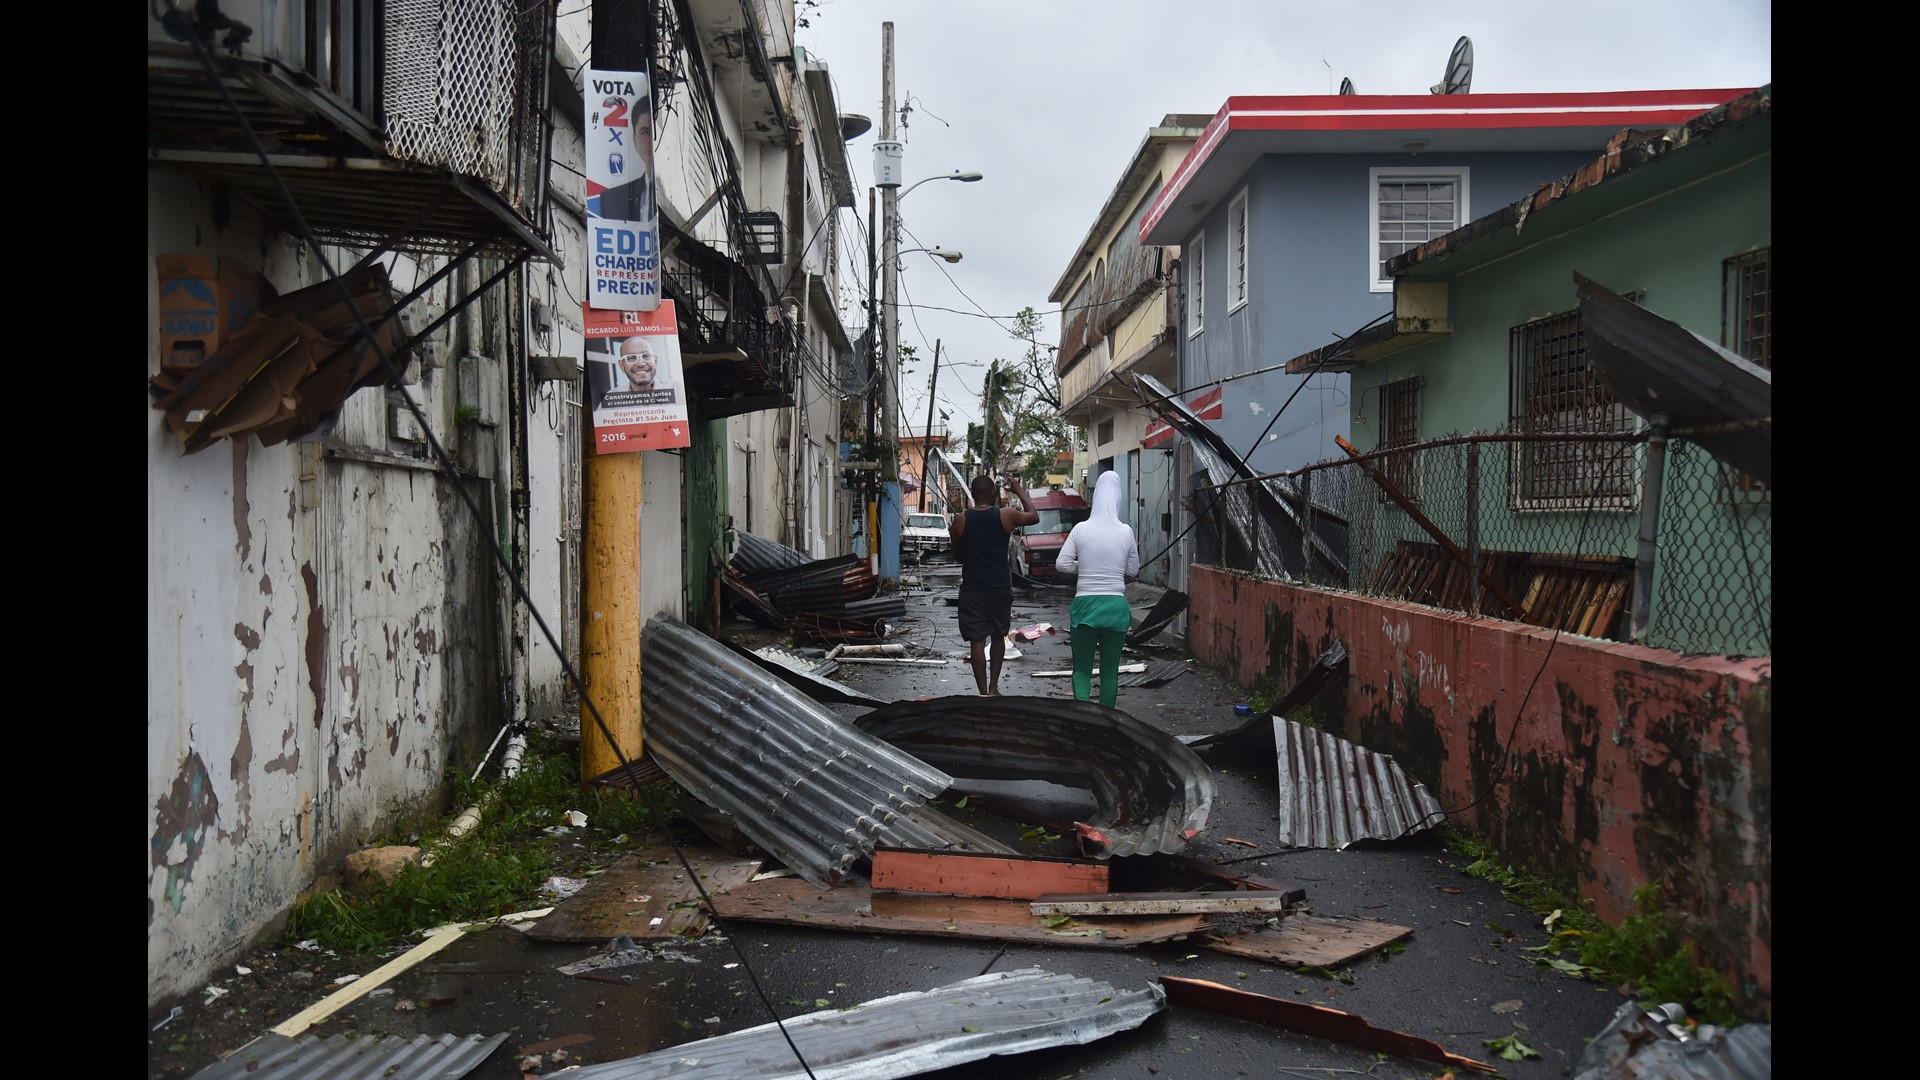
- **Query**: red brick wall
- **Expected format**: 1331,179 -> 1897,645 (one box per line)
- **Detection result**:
1187,565 -> 1771,1018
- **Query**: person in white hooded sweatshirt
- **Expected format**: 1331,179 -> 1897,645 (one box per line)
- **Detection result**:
1054,472 -> 1140,707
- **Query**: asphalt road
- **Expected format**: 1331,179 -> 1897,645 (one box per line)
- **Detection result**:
174,565 -> 1633,1079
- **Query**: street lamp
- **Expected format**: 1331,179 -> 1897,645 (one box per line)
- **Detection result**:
900,170 -> 984,200
900,247 -> 963,264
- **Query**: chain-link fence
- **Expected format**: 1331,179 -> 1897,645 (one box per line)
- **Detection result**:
1192,431 -> 1771,658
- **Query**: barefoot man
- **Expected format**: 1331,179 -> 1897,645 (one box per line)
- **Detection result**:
949,475 -> 1039,696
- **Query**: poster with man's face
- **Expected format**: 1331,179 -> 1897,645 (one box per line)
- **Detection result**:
584,301 -> 690,453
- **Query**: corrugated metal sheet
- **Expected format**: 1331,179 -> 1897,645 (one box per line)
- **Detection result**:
187,1032 -> 508,1080
1127,589 -> 1189,646
1117,660 -> 1190,687
855,696 -> 1214,858
1575,272 -> 1772,486
731,530 -> 812,573
561,967 -> 1166,1080
1271,717 -> 1445,849
643,616 -> 997,888
734,642 -> 889,707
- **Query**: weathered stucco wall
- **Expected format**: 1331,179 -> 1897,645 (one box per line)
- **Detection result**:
1187,565 -> 1771,1017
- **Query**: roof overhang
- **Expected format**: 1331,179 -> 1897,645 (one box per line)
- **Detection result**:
808,273 -> 851,353
801,52 -> 857,209
1048,116 -> 1211,303
1140,89 -> 1756,245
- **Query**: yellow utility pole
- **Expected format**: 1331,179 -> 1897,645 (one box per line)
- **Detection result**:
579,439 -> 645,786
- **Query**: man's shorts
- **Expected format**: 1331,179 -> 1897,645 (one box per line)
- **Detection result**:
957,586 -> 1013,644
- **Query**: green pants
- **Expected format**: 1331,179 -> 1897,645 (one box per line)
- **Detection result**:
1070,594 -> 1132,707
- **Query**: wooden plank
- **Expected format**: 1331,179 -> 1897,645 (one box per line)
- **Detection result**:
524,847 -> 764,943
710,876 -> 1209,947
871,847 -> 1109,900
1205,913 -> 1413,969
1032,892 -> 1292,916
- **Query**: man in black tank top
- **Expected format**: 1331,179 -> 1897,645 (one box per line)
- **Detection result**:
949,474 -> 1040,695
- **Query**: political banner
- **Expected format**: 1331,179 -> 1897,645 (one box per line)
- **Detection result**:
585,67 -> 660,311
585,301 -> 690,453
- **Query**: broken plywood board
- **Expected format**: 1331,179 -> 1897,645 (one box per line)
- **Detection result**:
524,847 -> 763,943
710,876 -> 1208,947
1032,891 -> 1293,916
871,847 -> 1109,900
1205,913 -> 1413,969
1160,975 -> 1495,1073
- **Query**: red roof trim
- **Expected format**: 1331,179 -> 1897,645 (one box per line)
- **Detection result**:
1140,89 -> 1755,242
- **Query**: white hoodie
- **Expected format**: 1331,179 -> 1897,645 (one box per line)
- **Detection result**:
1055,472 -> 1140,597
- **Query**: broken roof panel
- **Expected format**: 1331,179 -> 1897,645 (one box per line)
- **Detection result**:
562,968 -> 1166,1080
730,530 -> 813,574
187,1032 -> 508,1080
855,695 -> 1214,859
1575,271 -> 1772,486
643,615 -> 985,888
1270,716 -> 1445,849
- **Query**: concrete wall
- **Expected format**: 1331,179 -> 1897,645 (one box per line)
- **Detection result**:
1186,565 -> 1771,1018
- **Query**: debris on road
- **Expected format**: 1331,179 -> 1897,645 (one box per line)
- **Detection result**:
525,848 -> 763,943
558,968 -> 1165,1079
183,1032 -> 511,1080
1186,640 -> 1348,751
855,695 -> 1214,859
1030,891 -> 1294,916
1159,975 -> 1495,1073
1205,913 -> 1414,968
1572,1000 -> 1772,1080
871,847 -> 1111,900
1126,588 -> 1189,646
642,616 -> 1001,888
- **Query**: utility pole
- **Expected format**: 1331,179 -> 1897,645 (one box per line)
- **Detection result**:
876,20 -> 903,583
918,339 -> 940,511
865,186 -> 879,570
579,0 -> 650,788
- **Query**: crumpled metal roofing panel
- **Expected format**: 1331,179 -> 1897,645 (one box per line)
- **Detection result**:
1272,717 -> 1445,849
855,696 -> 1214,858
187,1032 -> 508,1080
730,530 -> 812,573
643,616 -> 983,887
561,967 -> 1166,1079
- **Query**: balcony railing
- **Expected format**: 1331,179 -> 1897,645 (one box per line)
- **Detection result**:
662,222 -> 797,418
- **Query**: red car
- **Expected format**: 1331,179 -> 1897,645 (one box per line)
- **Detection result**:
1009,488 -> 1091,583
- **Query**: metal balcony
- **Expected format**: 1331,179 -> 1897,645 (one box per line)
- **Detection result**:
661,222 -> 797,418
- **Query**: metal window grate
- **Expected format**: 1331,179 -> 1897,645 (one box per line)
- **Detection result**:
1508,310 -> 1637,508
1721,247 -> 1772,502
1380,377 -> 1422,500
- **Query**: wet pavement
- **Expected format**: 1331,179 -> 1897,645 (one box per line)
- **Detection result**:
176,565 -> 1634,1079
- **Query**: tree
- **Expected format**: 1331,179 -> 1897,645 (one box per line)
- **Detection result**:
980,307 -> 1070,486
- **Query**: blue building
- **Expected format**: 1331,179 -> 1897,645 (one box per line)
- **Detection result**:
1137,88 -> 1754,591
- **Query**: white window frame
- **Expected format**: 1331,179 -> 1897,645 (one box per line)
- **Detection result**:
1228,188 -> 1250,314
1369,166 -> 1469,293
1186,232 -> 1205,337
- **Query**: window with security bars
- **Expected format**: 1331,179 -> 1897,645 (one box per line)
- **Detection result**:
1509,310 -> 1638,508
1380,377 -> 1422,499
1097,418 -> 1115,446
1722,247 -> 1771,502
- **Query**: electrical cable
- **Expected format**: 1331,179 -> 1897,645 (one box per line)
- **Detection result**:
155,4 -> 819,1071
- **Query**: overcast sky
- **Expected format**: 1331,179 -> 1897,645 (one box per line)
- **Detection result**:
793,1 -> 1772,446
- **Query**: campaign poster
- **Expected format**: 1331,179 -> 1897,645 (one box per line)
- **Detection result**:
585,67 -> 660,311
585,301 -> 691,453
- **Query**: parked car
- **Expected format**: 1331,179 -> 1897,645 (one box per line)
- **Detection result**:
902,512 -> 950,562
1010,489 -> 1090,583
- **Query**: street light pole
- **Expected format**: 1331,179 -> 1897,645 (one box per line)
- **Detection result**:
919,339 -> 940,512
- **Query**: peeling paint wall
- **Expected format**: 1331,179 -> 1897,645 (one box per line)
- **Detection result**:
149,171 -> 507,1010
1186,565 -> 1770,1019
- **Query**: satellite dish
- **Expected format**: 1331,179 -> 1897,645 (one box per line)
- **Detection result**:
1430,36 -> 1473,95
1338,77 -> 1356,95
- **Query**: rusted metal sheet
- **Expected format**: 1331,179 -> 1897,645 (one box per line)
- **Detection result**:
871,848 -> 1110,900
1267,716 -> 1446,850
186,1032 -> 509,1080
711,877 -> 1207,947
854,696 -> 1214,859
1160,975 -> 1494,1073
642,616 -> 992,889
1576,271 -> 1771,485
561,968 -> 1166,1079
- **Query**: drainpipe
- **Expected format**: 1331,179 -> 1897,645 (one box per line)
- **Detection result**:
1629,414 -> 1670,643
437,724 -> 529,853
